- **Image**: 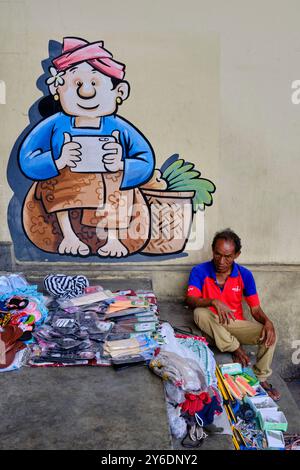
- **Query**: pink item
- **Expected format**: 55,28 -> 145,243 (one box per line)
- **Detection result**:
23,301 -> 42,322
53,37 -> 126,80
175,333 -> 208,345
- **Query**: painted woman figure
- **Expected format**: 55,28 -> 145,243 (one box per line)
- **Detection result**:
19,37 -> 155,258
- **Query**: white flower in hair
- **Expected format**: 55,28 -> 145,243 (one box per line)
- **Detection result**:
46,66 -> 65,87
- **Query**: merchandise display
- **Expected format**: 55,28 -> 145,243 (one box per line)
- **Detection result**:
217,363 -> 290,450
0,272 -> 296,451
29,280 -> 160,367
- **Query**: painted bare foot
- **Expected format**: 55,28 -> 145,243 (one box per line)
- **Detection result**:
97,238 -> 128,258
232,346 -> 251,368
58,235 -> 90,256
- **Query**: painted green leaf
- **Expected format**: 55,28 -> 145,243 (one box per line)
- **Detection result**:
169,178 -> 215,212
161,157 -> 215,212
162,159 -> 185,180
166,163 -> 196,182
168,170 -> 201,187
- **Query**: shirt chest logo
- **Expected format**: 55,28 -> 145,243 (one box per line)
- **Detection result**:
232,286 -> 241,293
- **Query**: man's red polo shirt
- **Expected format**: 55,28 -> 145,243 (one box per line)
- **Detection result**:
187,261 -> 260,320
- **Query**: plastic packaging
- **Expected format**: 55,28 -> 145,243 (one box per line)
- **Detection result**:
220,363 -> 242,376
0,346 -> 31,372
150,351 -> 207,392
160,322 -> 216,387
164,381 -> 185,405
57,289 -> 114,308
0,273 -> 29,294
167,403 -> 187,439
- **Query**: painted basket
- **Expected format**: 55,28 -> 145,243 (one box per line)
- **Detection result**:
141,189 -> 195,255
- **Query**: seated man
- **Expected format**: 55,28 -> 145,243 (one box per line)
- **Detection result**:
186,228 -> 280,401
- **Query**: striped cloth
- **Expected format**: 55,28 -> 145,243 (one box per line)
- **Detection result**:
44,274 -> 89,299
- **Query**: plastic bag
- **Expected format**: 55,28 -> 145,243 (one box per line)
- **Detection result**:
150,351 -> 207,392
165,381 -> 185,405
160,322 -> 217,387
167,403 -> 187,439
0,273 -> 29,294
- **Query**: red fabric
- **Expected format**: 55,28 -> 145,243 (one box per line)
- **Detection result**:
187,277 -> 260,320
244,293 -> 260,308
179,392 -> 212,415
187,285 -> 202,297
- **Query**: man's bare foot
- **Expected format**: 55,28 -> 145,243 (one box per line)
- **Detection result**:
260,381 -> 281,401
58,235 -> 90,256
97,238 -> 128,258
232,346 -> 251,368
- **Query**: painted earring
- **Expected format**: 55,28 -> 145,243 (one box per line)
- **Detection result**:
54,93 -> 59,101
116,97 -> 122,105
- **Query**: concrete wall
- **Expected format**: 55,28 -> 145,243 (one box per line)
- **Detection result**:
0,0 -> 300,265
1,1 -> 300,377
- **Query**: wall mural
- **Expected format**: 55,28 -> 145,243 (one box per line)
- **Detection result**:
8,37 -> 216,261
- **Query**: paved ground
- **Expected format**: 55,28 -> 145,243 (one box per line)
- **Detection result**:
286,379 -> 300,404
0,278 -> 299,450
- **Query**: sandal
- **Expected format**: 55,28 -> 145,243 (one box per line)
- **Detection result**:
181,424 -> 205,448
260,382 -> 281,401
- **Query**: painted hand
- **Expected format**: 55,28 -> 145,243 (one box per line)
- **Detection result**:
56,132 -> 82,170
103,130 -> 124,172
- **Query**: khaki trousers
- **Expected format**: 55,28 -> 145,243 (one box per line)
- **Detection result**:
194,308 -> 277,381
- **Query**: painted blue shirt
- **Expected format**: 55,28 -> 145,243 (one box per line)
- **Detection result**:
19,113 -> 155,189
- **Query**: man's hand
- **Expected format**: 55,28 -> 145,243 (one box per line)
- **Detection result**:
259,320 -> 276,348
211,299 -> 236,325
103,130 -> 124,172
232,346 -> 251,367
56,132 -> 82,170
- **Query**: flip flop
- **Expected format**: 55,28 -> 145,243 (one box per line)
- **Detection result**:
260,382 -> 281,401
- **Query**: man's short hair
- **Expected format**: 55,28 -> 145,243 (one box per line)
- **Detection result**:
212,228 -> 242,254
